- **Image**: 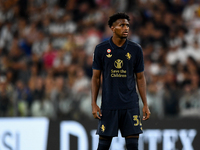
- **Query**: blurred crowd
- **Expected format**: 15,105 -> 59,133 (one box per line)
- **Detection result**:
0,0 -> 200,120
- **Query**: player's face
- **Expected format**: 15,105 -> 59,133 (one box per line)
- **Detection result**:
112,19 -> 129,39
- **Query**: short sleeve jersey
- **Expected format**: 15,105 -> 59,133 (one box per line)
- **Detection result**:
92,37 -> 144,110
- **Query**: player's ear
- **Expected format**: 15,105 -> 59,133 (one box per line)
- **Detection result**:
111,26 -> 115,33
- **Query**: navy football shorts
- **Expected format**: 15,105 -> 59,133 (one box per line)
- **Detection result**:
96,108 -> 143,137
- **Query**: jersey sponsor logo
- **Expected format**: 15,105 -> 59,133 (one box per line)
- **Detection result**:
106,54 -> 112,58
101,125 -> 106,132
107,49 -> 111,53
125,52 -> 131,60
114,59 -> 123,69
111,69 -> 127,77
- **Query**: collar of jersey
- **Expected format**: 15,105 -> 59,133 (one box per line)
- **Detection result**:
109,37 -> 128,50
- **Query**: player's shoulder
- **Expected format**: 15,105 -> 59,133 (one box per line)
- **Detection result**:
96,39 -> 110,48
127,39 -> 142,49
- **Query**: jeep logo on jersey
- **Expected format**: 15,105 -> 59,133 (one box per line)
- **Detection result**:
114,59 -> 123,69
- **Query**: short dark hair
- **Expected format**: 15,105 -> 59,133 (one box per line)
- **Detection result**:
108,12 -> 130,28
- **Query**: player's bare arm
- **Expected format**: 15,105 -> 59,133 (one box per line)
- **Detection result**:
91,69 -> 102,119
136,71 -> 151,120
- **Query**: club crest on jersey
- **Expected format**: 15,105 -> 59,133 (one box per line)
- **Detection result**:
126,52 -> 131,60
106,54 -> 112,58
107,49 -> 111,53
101,124 -> 106,132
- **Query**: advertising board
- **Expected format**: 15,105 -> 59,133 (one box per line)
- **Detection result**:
0,118 -> 49,150
0,117 -> 199,150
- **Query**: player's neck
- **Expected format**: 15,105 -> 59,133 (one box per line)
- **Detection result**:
112,36 -> 126,47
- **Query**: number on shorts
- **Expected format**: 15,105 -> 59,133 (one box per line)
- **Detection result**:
133,115 -> 139,126
133,115 -> 142,126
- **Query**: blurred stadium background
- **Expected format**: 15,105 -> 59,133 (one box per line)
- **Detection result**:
0,0 -> 200,150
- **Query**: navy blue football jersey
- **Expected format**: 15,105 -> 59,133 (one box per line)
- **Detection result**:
92,37 -> 144,110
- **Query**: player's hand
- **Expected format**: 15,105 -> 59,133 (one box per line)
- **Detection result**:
92,103 -> 102,119
142,105 -> 150,120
